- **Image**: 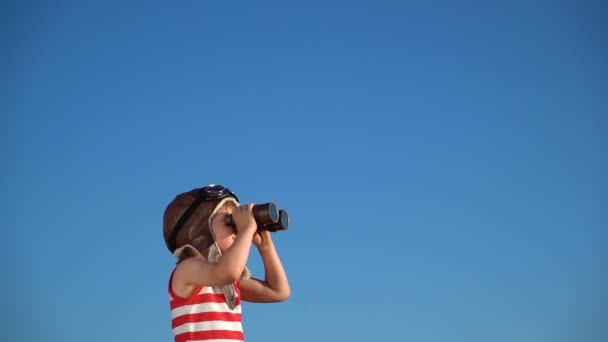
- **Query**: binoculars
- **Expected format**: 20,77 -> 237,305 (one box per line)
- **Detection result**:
225,202 -> 290,232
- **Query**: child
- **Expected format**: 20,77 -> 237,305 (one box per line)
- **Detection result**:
162,184 -> 290,342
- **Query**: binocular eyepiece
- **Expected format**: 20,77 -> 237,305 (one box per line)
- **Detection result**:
225,202 -> 290,232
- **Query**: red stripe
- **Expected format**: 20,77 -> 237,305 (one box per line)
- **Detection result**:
171,293 -> 239,309
171,311 -> 242,328
175,330 -> 244,342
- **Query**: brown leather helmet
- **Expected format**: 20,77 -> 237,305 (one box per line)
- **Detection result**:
163,184 -> 249,309
162,184 -> 239,258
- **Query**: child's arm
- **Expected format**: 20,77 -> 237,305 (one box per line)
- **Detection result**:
176,204 -> 258,287
239,231 -> 290,302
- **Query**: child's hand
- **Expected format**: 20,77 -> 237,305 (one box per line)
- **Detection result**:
231,203 -> 257,234
253,230 -> 272,249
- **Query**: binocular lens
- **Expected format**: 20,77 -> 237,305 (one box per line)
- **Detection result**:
253,202 -> 279,224
279,209 -> 289,230
261,209 -> 289,232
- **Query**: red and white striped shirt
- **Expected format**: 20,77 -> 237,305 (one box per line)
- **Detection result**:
169,270 -> 244,342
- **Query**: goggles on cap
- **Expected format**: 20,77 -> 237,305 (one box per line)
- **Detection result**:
167,184 -> 238,253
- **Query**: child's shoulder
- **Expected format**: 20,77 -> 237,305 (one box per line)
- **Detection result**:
171,257 -> 208,297
175,256 -> 206,272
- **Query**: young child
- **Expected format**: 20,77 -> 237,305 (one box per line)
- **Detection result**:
162,184 -> 290,342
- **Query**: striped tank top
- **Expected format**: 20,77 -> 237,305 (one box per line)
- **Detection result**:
169,269 -> 244,342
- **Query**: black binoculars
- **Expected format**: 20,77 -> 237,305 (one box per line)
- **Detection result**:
225,202 -> 290,232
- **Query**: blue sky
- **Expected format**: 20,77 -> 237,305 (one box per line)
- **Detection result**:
1,1 -> 606,341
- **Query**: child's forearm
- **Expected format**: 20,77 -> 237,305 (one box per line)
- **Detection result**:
217,227 -> 256,282
258,239 -> 290,299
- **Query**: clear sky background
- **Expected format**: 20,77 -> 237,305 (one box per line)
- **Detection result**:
1,1 -> 606,341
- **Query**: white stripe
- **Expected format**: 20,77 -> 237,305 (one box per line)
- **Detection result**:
171,302 -> 241,318
198,286 -> 224,295
172,320 -> 243,335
